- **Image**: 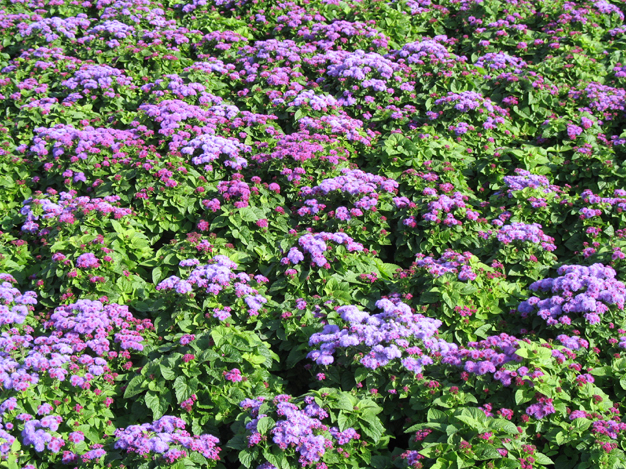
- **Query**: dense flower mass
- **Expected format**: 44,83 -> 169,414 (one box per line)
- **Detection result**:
308,299 -> 455,371
3,0 -> 626,467
241,396 -> 360,466
518,264 -> 626,325
114,416 -> 220,462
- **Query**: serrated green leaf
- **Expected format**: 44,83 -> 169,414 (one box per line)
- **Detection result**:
257,416 -> 275,435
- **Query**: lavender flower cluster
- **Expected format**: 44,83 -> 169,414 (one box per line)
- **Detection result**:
20,190 -> 132,234
282,232 -> 364,269
308,298 -> 456,372
578,189 -> 626,219
61,64 -> 133,99
414,250 -> 477,281
157,255 -> 269,317
298,169 -> 398,219
501,169 -> 559,195
241,395 -> 359,466
114,415 -> 221,463
388,36 -> 462,68
474,52 -> 527,73
518,264 -> 626,325
181,134 -> 251,171
495,222 -> 557,251
0,279 -> 153,461
441,334 -> 522,385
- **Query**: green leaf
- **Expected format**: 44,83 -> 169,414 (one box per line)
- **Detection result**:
515,388 -> 533,405
428,408 -> 448,423
590,366 -> 611,377
572,418 -> 591,432
355,367 -> 370,384
534,452 -> 554,465
257,416 -> 275,435
159,363 -> 176,381
152,266 -> 163,285
145,390 -> 171,420
336,393 -> 356,412
239,207 -> 258,222
173,376 -> 188,403
489,419 -> 519,435
239,449 -> 254,468
359,416 -> 385,442
124,374 -> 147,398
474,324 -> 492,339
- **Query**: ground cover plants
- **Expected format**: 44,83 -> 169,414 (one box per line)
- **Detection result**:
2,0 -> 626,467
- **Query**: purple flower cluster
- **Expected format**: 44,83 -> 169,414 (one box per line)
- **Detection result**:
569,82 -> 626,119
241,395 -> 358,466
157,255 -> 268,316
20,15 -> 91,42
389,36 -> 461,67
518,264 -> 626,325
282,232 -> 364,269
414,250 -> 477,281
419,190 -> 480,226
181,134 -> 250,171
76,253 -> 100,269
298,169 -> 397,219
441,334 -> 522,385
308,298 -> 455,372
302,20 -> 388,51
526,395 -> 555,420
114,416 -> 220,463
217,176 -> 251,208
82,20 -> 135,48
325,50 -> 398,81
434,91 -> 507,115
475,52 -> 527,73
0,278 -> 153,460
496,222 -> 556,251
61,64 -> 133,99
29,124 -> 142,162
286,90 -> 338,110
47,300 -> 148,352
21,191 -> 132,234
0,277 -> 36,326
22,416 -> 64,453
501,169 -> 559,195
578,189 -> 626,218
298,112 -> 373,145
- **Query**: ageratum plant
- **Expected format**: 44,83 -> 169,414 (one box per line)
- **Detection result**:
3,0 -> 626,468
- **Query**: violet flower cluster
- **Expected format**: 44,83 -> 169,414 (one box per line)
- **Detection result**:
181,134 -> 251,171
474,52 -> 527,73
20,191 -> 132,234
157,255 -> 269,317
388,36 -> 461,68
441,334 -> 522,386
114,416 -> 221,463
414,250 -> 477,281
241,395 -> 359,466
282,232 -> 364,269
0,279 -> 153,460
298,112 -> 374,145
495,222 -> 557,251
20,15 -> 91,42
518,264 -> 626,325
307,298 -> 456,372
501,169 -> 559,196
61,64 -> 133,99
298,169 -> 398,219
578,189 -> 626,219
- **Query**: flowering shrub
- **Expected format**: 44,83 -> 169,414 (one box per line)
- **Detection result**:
3,0 -> 626,468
